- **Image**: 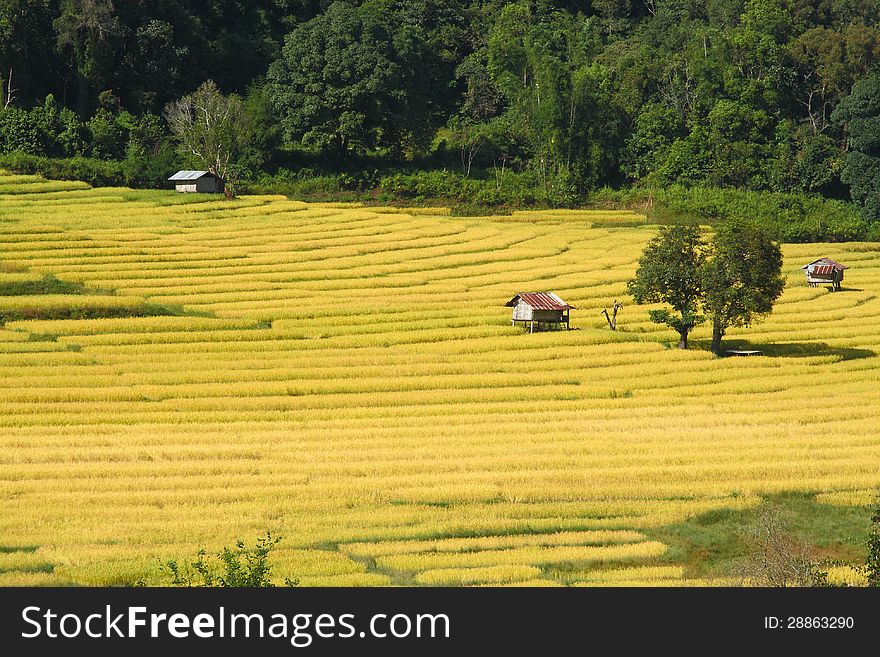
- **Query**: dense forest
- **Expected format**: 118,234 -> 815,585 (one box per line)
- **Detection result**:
1,0 -> 879,236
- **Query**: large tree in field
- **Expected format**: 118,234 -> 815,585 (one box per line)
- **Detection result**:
628,225 -> 706,349
702,222 -> 785,355
164,80 -> 245,195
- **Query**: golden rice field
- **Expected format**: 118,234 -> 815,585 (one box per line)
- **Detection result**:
0,171 -> 878,587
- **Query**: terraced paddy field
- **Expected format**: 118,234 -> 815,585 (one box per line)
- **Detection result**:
0,171 -> 878,586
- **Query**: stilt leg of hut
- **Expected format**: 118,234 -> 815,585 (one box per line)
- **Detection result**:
530,321 -> 534,334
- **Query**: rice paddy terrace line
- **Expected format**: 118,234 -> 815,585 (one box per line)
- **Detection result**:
0,171 -> 879,586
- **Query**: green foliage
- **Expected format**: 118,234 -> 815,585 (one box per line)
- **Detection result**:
0,274 -> 85,297
163,532 -> 297,587
629,221 -> 784,354
0,1 -> 879,228
628,225 -> 707,348
624,103 -> 686,181
379,169 -> 554,206
593,185 -> 868,242
833,77 -> 880,223
770,122 -> 842,194
0,92 -> 179,185
0,107 -> 45,154
0,152 -> 176,188
267,1 -> 443,155
86,93 -> 129,159
164,80 -> 245,193
0,152 -> 122,185
236,84 -> 282,174
703,222 -> 785,354
483,5 -> 623,195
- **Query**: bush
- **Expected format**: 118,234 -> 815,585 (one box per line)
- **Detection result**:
0,107 -> 48,155
163,531 -> 297,587
732,504 -> 830,587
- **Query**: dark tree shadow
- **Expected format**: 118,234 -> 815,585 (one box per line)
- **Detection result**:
0,545 -> 38,553
699,340 -> 876,361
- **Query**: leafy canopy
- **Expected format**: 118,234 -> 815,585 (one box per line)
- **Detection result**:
629,222 -> 785,353
628,224 -> 706,345
833,77 -> 880,222
703,221 -> 785,352
267,1 -> 438,155
164,80 -> 245,191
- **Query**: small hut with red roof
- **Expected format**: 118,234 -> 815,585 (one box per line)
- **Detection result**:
801,257 -> 847,291
505,292 -> 573,332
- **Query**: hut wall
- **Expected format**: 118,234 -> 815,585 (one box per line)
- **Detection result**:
196,177 -> 220,193
806,270 -> 843,285
512,302 -> 533,321
175,183 -> 197,193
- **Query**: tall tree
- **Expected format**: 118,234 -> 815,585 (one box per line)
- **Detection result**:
832,76 -> 880,222
702,222 -> 784,355
0,0 -> 64,106
54,0 -> 120,116
628,225 -> 706,349
267,1 -> 438,155
164,80 -> 245,195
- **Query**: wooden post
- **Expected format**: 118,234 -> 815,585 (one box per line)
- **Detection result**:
530,321 -> 534,334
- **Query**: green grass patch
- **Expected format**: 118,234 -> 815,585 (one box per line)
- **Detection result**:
0,273 -> 87,296
645,492 -> 873,578
0,266 -> 188,325
0,301 -> 183,324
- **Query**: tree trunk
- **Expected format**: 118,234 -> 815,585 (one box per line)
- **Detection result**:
678,330 -> 688,349
77,70 -> 91,118
711,321 -> 724,355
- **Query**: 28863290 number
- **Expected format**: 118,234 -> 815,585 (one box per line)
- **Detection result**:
788,617 -> 853,629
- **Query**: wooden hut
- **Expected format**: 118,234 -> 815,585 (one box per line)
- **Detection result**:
168,170 -> 222,194
506,292 -> 573,332
801,257 -> 847,291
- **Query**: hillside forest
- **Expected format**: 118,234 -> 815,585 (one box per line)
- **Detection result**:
1,1 -> 880,237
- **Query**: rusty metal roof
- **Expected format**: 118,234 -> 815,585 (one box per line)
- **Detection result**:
809,265 -> 838,276
505,292 -> 573,310
801,257 -> 847,271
